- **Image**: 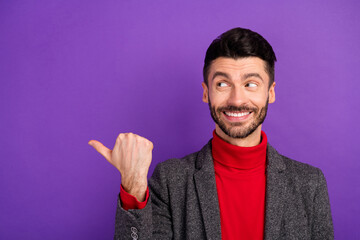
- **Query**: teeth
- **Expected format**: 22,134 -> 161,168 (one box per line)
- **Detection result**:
225,112 -> 250,117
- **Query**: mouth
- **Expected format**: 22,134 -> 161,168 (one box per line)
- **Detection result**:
222,111 -> 252,122
224,111 -> 251,117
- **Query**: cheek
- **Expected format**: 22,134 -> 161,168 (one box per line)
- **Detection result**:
248,92 -> 269,106
209,92 -> 228,106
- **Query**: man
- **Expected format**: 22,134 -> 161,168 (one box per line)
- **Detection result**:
89,28 -> 334,240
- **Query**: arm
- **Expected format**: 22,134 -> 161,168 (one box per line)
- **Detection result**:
114,194 -> 153,240
120,185 -> 149,211
114,162 -> 173,239
312,169 -> 334,240
89,133 -> 173,239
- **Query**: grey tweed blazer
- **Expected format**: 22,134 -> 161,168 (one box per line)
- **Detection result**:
114,141 -> 334,240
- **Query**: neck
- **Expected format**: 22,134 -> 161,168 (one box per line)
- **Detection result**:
215,125 -> 262,147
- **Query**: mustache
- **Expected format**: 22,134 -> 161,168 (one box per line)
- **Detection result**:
216,105 -> 258,112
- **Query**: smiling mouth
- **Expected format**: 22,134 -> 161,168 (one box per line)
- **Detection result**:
224,111 -> 251,117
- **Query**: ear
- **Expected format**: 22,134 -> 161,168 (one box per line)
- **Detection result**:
268,81 -> 276,103
201,82 -> 209,103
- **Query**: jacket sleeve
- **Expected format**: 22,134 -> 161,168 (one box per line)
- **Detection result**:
114,162 -> 173,240
311,169 -> 334,240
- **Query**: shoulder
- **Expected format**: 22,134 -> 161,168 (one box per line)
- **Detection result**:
284,155 -> 327,191
150,140 -> 212,184
267,144 -> 327,190
152,149 -> 201,179
283,154 -> 322,177
268,143 -> 322,174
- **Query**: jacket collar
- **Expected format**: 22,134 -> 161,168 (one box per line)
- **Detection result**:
195,141 -> 286,171
194,141 -> 287,240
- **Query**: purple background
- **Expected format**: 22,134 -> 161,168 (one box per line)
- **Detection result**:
1,0 -> 359,239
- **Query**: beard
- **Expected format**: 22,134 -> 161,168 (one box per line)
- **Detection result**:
209,98 -> 269,139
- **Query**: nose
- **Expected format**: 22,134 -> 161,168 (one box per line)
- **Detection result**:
227,87 -> 248,106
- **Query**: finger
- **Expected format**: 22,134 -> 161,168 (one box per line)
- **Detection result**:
88,140 -> 112,162
149,141 -> 154,150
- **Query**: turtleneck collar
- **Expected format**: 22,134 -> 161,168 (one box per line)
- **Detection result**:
212,130 -> 267,170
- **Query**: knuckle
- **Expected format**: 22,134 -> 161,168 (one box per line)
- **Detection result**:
134,134 -> 143,142
145,140 -> 153,149
140,137 -> 147,144
116,133 -> 124,141
127,132 -> 136,140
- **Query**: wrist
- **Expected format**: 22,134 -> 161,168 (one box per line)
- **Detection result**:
120,186 -> 149,210
121,180 -> 148,202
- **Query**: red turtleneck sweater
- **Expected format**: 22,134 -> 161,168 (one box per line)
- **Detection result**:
212,130 -> 267,240
120,131 -> 268,240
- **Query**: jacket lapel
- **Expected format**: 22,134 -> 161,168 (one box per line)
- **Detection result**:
194,141 -> 222,240
193,141 -> 287,240
264,144 -> 287,240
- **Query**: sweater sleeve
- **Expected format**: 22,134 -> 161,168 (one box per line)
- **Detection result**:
120,185 -> 149,211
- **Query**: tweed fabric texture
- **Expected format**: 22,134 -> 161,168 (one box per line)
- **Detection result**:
114,141 -> 334,240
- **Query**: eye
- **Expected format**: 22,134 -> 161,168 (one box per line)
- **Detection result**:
217,82 -> 228,87
246,82 -> 258,88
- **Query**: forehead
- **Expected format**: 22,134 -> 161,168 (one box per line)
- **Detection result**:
208,57 -> 269,82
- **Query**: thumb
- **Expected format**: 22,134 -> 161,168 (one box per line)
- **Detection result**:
88,140 -> 112,162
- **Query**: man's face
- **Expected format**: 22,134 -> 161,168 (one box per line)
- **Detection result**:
202,57 -> 275,139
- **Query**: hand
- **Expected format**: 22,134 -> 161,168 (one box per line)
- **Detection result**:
88,133 -> 153,201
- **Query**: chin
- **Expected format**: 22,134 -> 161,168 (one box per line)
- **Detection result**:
220,124 -> 259,139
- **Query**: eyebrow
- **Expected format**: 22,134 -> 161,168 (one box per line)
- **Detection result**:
212,71 -> 230,81
212,71 -> 264,82
242,73 -> 264,82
